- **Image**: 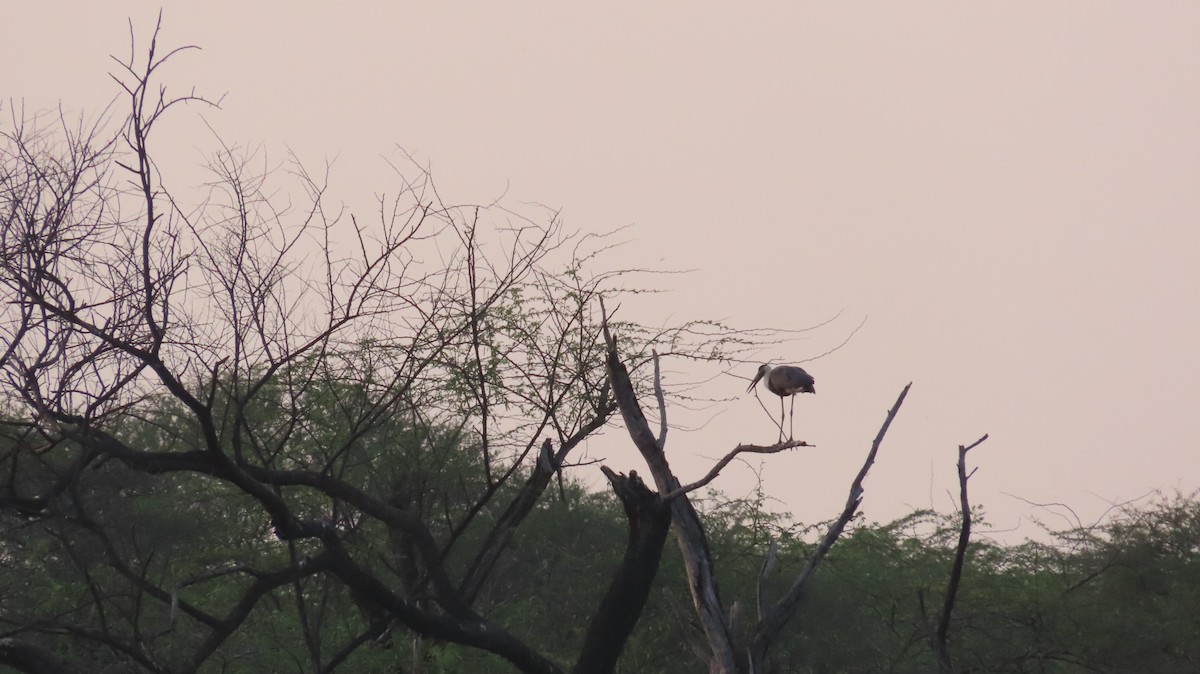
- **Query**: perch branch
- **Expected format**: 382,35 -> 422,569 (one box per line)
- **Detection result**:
664,440 -> 812,501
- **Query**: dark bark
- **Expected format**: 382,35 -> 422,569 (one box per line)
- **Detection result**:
601,310 -> 737,673
0,638 -> 79,674
927,434 -> 989,673
573,467 -> 672,674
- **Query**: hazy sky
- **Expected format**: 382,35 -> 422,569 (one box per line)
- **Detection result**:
6,3 -> 1199,541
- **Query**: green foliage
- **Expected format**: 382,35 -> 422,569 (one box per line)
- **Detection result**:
5,396 -> 1200,674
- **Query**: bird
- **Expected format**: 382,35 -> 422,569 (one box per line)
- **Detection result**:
746,363 -> 815,441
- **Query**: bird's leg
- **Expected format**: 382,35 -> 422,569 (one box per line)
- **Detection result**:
789,394 -> 796,441
778,396 -> 786,443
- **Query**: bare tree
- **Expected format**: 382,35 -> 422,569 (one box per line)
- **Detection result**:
600,300 -> 913,674
0,20 -> 766,674
0,18 -> 942,674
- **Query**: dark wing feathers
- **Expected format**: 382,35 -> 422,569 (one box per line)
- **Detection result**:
768,365 -> 815,395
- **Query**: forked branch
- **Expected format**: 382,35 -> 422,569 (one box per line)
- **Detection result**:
574,467 -> 672,674
928,433 -> 989,672
750,383 -> 912,670
600,299 -> 738,674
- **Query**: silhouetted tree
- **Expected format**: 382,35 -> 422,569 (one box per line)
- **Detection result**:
2,18 -> 865,674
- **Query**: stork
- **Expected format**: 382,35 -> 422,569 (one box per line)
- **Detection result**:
747,363 -> 815,441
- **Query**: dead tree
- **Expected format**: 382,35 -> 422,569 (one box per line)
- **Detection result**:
601,301 -> 912,674
920,434 -> 989,673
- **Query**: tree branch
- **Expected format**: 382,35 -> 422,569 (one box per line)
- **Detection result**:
319,531 -> 563,674
929,433 -> 989,673
573,467 -> 672,674
664,440 -> 812,501
600,299 -> 738,674
751,383 -> 912,670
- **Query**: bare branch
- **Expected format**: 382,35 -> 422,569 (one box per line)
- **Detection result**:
751,383 -> 912,668
929,433 -> 989,672
664,439 -> 812,501
601,299 -> 738,674
652,349 -> 667,449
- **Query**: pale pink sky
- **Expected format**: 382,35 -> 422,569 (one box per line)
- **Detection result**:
6,3 -> 1199,540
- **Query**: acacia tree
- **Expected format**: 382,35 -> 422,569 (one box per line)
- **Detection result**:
0,24 -> 754,674
1,21 -> 920,674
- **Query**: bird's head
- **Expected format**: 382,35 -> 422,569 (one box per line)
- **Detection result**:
746,363 -> 773,393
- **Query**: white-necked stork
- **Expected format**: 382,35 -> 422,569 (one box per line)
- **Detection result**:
747,363 -> 815,440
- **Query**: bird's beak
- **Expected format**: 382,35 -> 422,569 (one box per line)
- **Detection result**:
746,373 -> 762,394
